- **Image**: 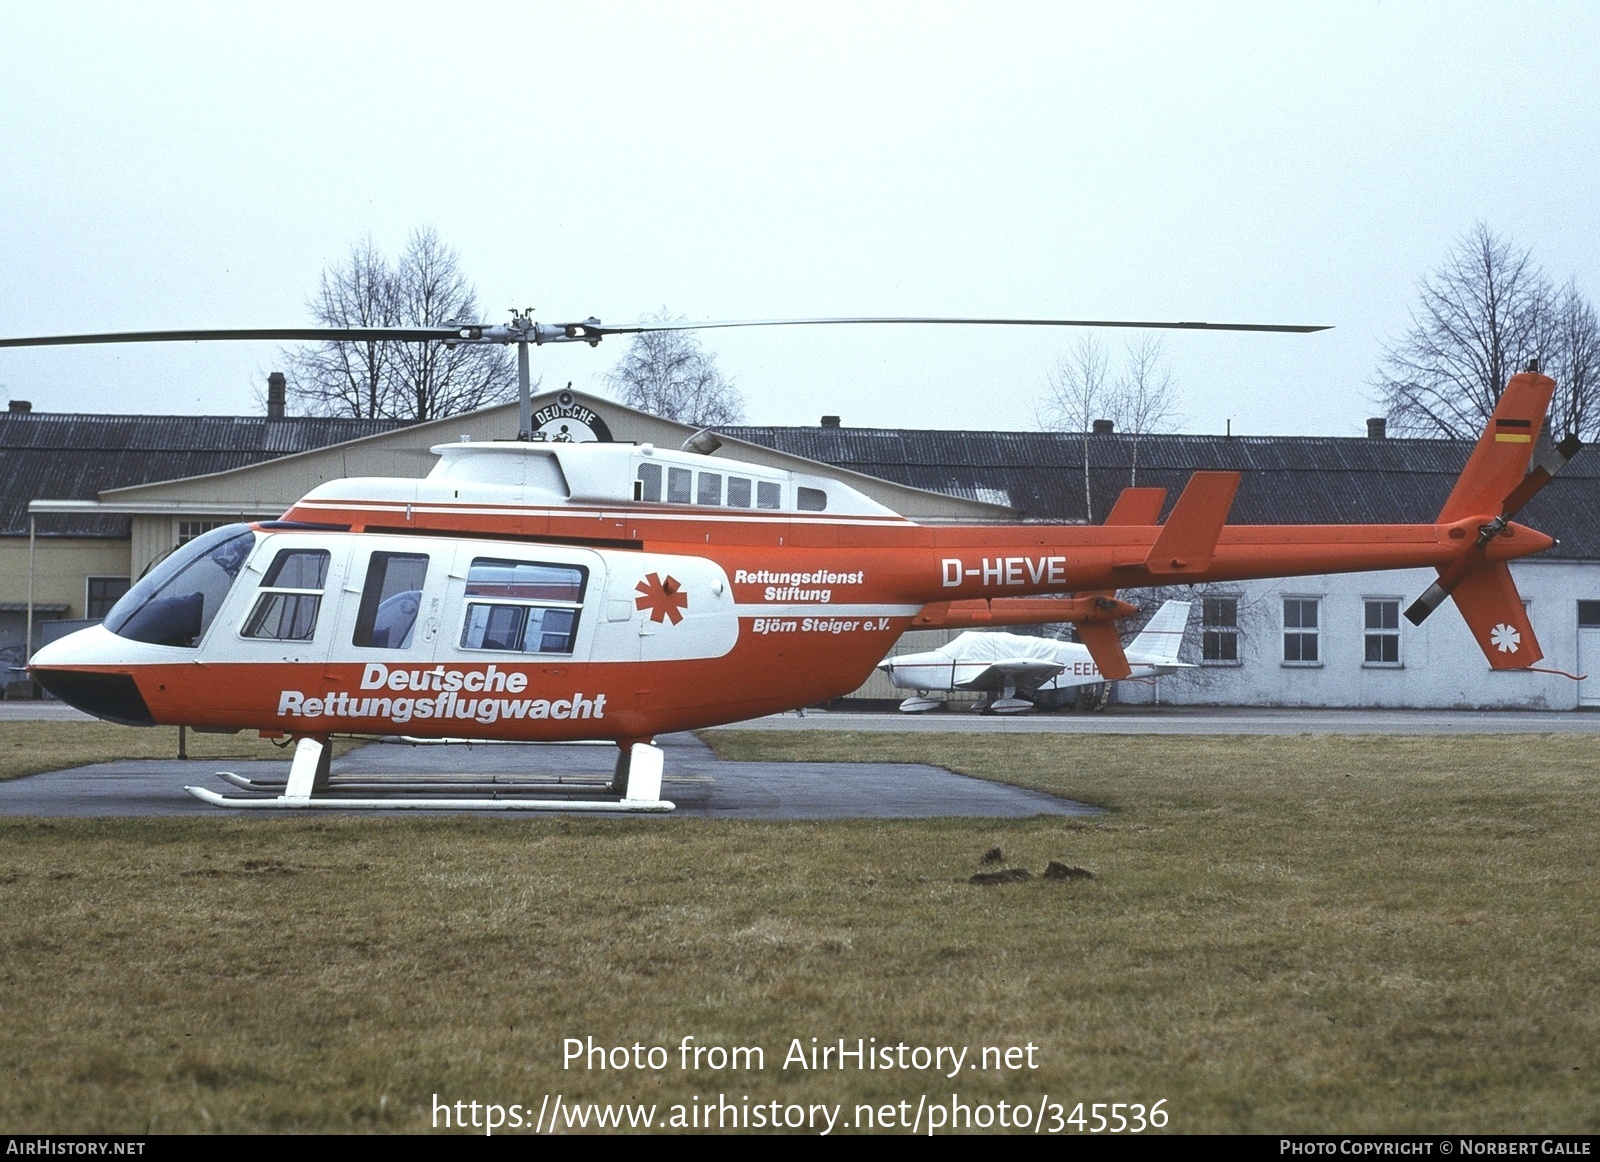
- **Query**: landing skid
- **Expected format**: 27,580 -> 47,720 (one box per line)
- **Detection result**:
185,737 -> 675,813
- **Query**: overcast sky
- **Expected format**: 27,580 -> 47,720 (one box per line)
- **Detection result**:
2,2 -> 1597,437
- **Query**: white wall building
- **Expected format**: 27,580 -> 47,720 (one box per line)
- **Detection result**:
1111,562 -> 1600,711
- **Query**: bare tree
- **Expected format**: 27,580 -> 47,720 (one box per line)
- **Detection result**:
1038,335 -> 1110,521
1107,335 -> 1180,486
1378,224 -> 1558,438
604,314 -> 744,426
1548,278 -> 1600,440
284,228 -> 516,420
285,237 -> 397,419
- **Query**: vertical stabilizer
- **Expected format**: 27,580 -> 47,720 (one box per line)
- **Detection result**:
1128,600 -> 1192,663
1448,561 -> 1543,670
1437,370 -> 1555,523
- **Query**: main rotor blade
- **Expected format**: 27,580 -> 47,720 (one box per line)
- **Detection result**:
0,327 -> 465,348
600,316 -> 1332,336
0,315 -> 1332,350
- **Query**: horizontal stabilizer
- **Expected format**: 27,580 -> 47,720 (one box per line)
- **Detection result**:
1105,487 -> 1167,525
1449,561 -> 1543,670
1075,620 -> 1132,681
1144,472 -> 1240,574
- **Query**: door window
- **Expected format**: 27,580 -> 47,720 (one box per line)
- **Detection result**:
353,552 -> 430,649
242,549 -> 331,641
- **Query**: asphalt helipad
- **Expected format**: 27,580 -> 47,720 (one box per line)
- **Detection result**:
0,730 -> 1097,820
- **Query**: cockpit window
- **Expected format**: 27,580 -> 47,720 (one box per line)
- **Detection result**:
104,524 -> 256,648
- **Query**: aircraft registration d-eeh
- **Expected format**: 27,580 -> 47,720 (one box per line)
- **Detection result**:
4,313 -> 1582,812
881,600 -> 1193,714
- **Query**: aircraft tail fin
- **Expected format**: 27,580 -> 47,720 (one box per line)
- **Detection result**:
1437,370 -> 1555,524
1447,561 -> 1543,669
1128,600 -> 1192,663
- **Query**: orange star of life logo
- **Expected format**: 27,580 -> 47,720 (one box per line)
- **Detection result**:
635,572 -> 688,625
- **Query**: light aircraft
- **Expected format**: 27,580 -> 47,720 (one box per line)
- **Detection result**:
881,600 -> 1192,714
3,314 -> 1580,812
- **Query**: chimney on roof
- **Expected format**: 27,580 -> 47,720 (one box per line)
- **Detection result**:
1092,418 -> 1114,435
1367,417 -> 1387,440
8,400 -> 32,414
267,371 -> 287,420
821,415 -> 840,428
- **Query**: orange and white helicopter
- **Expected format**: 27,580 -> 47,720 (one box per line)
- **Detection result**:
5,314 -> 1580,812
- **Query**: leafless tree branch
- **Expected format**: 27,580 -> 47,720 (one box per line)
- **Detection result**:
1377,223 -> 1598,439
281,228 -> 516,420
603,312 -> 744,426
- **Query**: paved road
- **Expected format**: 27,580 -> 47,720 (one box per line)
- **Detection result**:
0,732 -> 1096,820
0,702 -> 96,721
712,706 -> 1600,735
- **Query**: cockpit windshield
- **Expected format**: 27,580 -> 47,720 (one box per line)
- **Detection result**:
104,524 -> 256,647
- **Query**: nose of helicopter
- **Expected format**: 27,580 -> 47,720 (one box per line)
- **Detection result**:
28,625 -> 156,726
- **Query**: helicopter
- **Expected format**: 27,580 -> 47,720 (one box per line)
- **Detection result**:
5,313 -> 1580,812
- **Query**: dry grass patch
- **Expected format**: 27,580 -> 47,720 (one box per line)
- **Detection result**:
0,731 -> 1595,1133
0,721 -> 361,782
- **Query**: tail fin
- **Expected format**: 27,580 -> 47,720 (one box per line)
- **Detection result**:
1128,600 -> 1191,663
1449,561 -> 1543,669
1437,370 -> 1556,523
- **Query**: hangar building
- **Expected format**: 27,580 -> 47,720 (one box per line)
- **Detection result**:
5,388 -> 1597,710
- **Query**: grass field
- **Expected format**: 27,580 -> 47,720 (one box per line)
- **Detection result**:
0,724 -> 1596,1134
0,722 -> 359,782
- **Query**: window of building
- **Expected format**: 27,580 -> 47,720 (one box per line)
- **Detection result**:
177,520 -> 225,545
756,481 -> 782,510
1201,596 -> 1240,664
458,557 -> 586,655
242,549 -> 330,641
697,472 -> 723,506
85,576 -> 131,620
353,552 -> 429,649
1283,597 -> 1321,664
1580,600 -> 1600,627
1364,598 -> 1401,665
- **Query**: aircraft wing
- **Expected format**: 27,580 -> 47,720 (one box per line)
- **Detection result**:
956,660 -> 1065,692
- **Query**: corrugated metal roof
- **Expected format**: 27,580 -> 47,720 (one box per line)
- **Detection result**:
725,426 -> 1600,560
1,412 -> 407,536
8,412 -> 1599,562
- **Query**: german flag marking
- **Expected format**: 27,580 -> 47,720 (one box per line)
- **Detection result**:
1495,433 -> 1532,443
1495,418 -> 1534,429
